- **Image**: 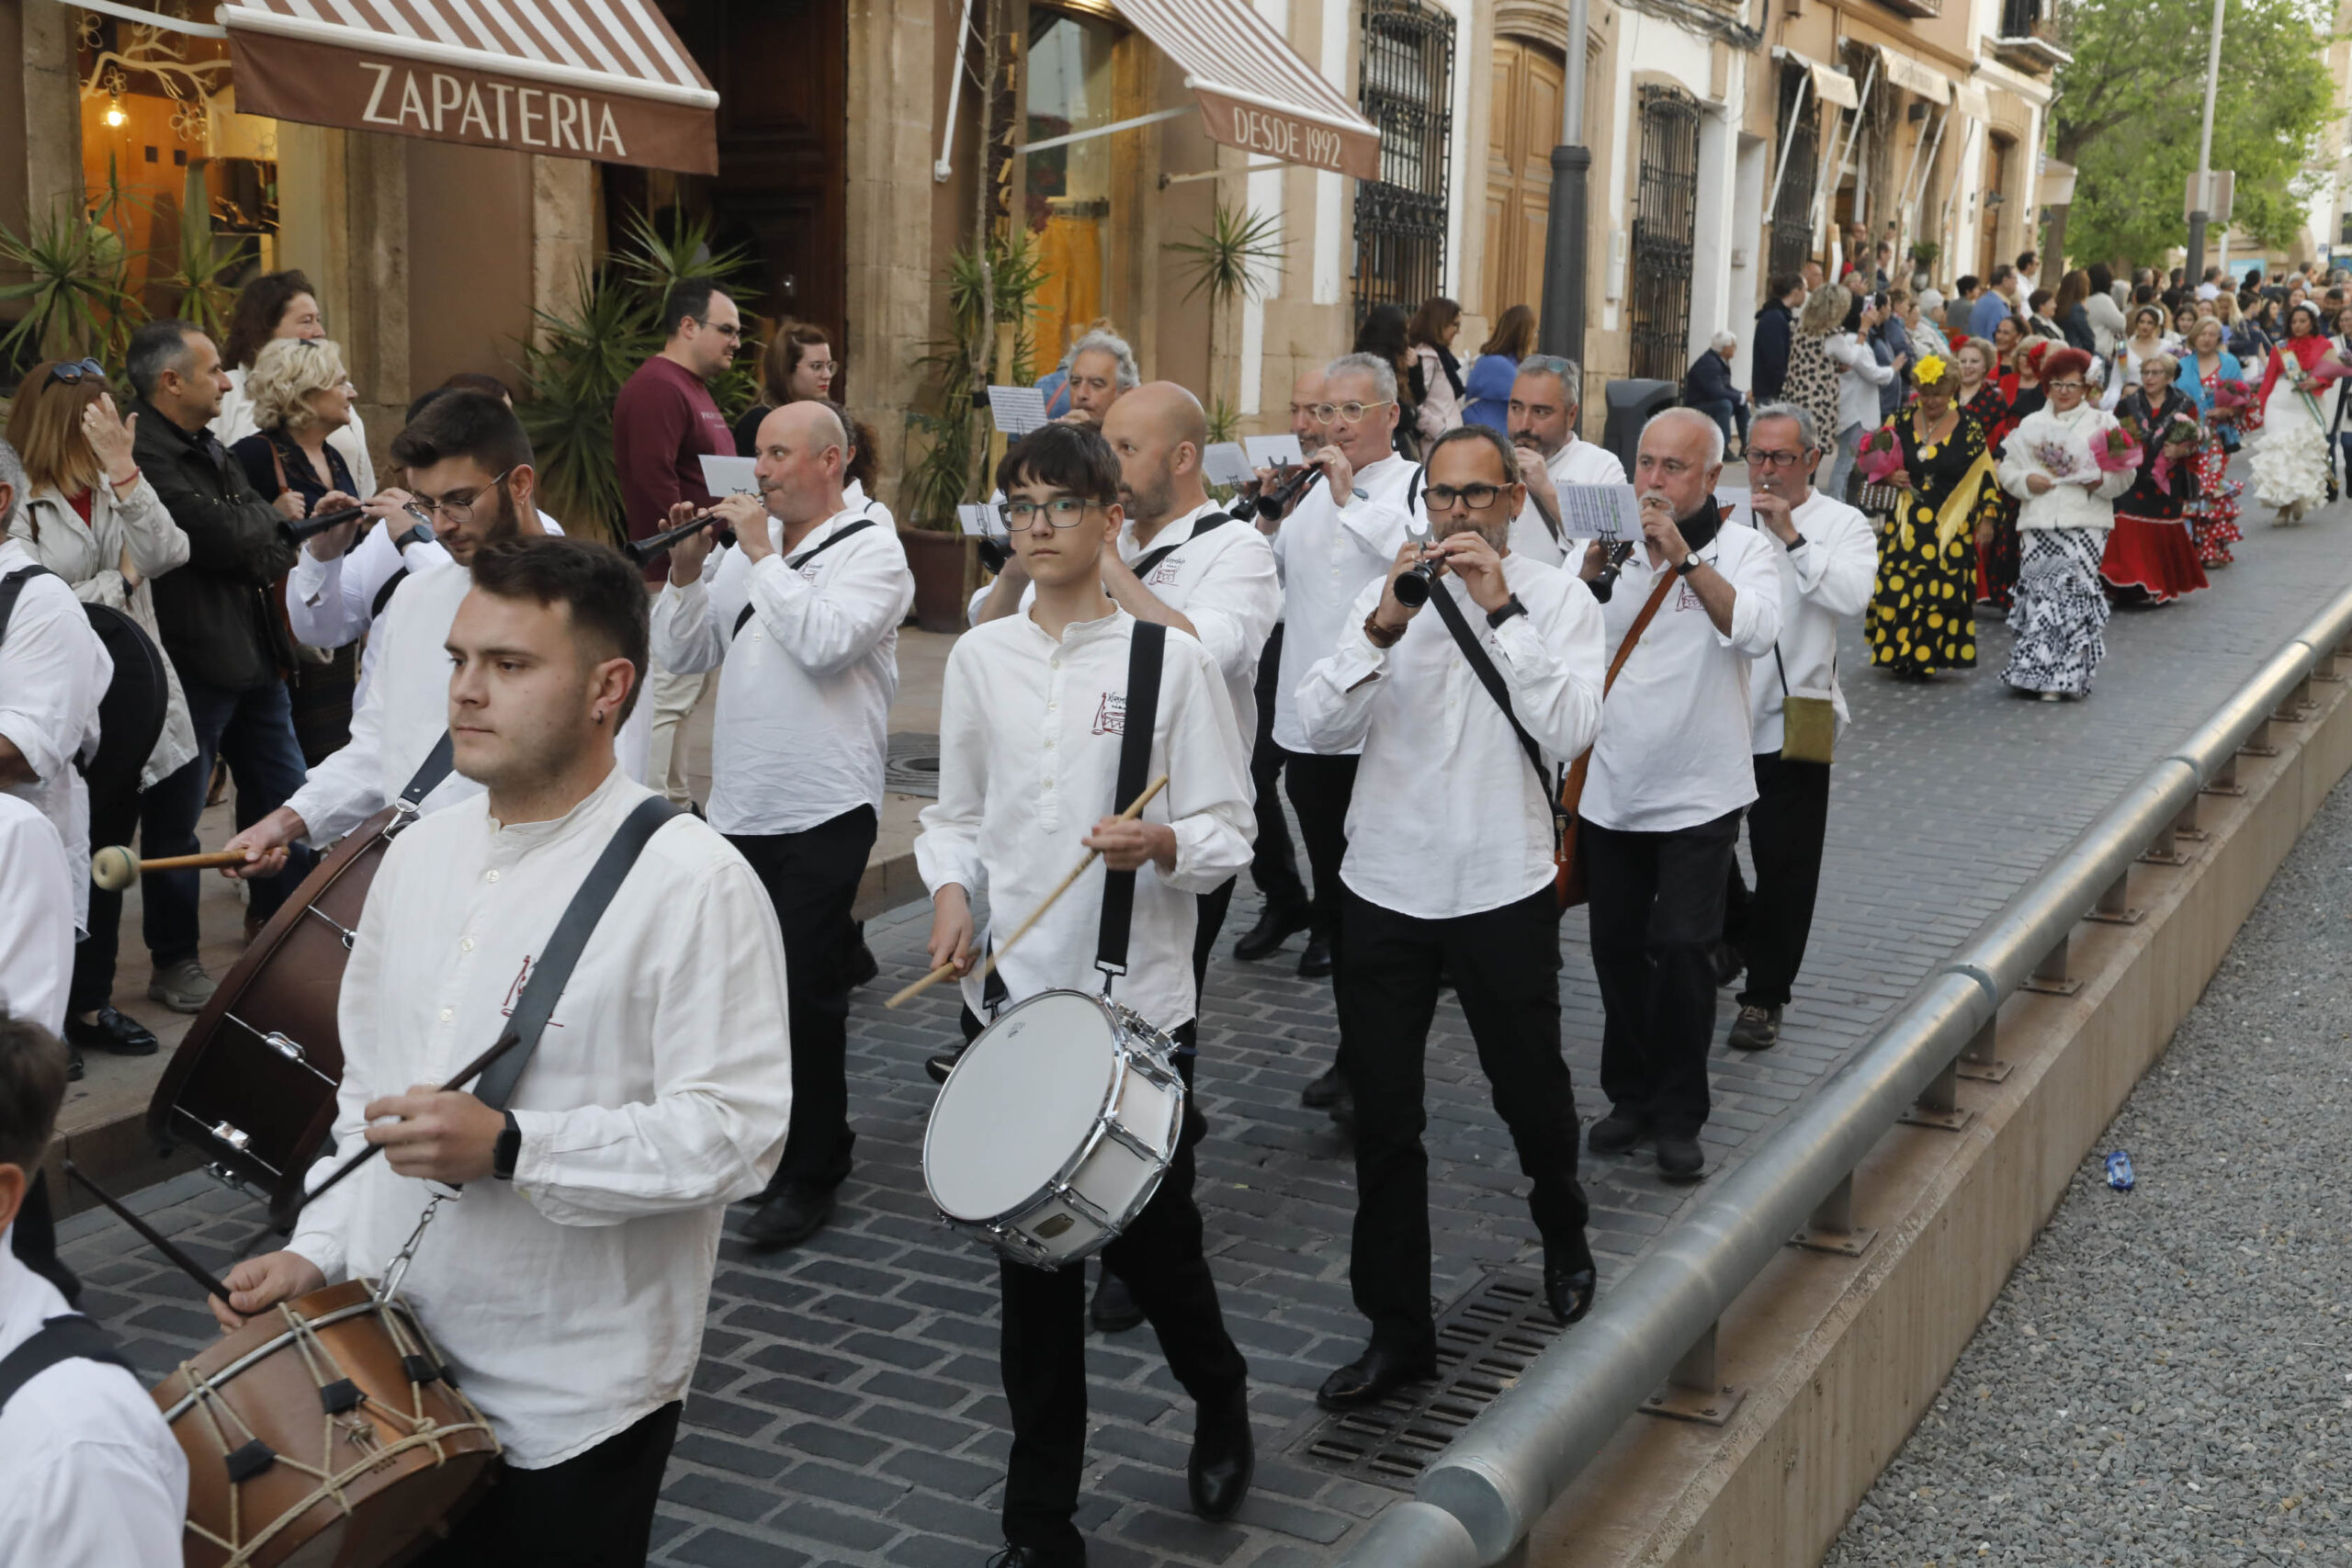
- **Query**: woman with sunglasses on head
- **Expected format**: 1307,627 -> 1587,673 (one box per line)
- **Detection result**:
3,360 -> 197,1068
2249,300 -> 2340,525
212,270 -> 376,500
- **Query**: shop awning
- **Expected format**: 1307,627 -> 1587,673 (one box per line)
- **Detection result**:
214,0 -> 719,174
1772,47 -> 1859,110
1953,82 -> 1995,121
1110,0 -> 1382,180
1874,43 -> 1952,106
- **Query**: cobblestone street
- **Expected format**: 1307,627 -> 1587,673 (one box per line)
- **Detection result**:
58,488 -> 2352,1568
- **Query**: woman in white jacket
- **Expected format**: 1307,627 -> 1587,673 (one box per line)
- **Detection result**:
1823,292 -> 1902,502
1996,347 -> 2132,701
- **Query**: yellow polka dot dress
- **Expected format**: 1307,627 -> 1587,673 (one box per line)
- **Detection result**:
1867,412 -> 1993,679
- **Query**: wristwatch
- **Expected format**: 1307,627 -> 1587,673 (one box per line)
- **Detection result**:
1676,551 -> 1703,577
492,1111 -> 522,1180
1786,532 -> 1808,551
1486,595 -> 1527,628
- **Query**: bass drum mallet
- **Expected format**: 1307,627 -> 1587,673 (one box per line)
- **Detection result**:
90,844 -> 262,892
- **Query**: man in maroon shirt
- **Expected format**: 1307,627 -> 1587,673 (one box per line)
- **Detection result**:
614,278 -> 741,805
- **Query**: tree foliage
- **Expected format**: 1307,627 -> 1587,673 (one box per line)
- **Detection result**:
2052,0 -> 2337,265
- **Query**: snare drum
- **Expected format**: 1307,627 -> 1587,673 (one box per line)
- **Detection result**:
156,1279 -> 500,1568
922,989 -> 1185,1266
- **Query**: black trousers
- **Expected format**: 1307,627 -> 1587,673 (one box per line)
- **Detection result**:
1336,886 -> 1591,1353
994,1035 -> 1249,1562
1584,809 -> 1743,1137
1191,875 -> 1236,1006
1722,752 -> 1833,1010
1281,750 -> 1357,945
1248,626 -> 1307,914
413,1401 -> 680,1568
727,805 -> 876,1190
68,758 -> 145,1018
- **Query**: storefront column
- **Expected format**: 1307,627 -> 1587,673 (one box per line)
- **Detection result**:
342,130 -> 410,476
531,154 -> 595,344
846,0 -> 938,503
20,0 -> 81,221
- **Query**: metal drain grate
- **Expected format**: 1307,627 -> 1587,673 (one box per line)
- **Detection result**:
884,732 -> 942,797
1295,1269 -> 1563,1488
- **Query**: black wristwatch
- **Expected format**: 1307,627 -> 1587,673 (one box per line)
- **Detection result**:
492,1111 -> 522,1180
1676,551 -> 1703,577
1486,594 -> 1528,628
1786,532 -> 1808,551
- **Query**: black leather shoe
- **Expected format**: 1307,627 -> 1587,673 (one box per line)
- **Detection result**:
1233,903 -> 1310,962
1296,933 -> 1334,978
1544,1254 -> 1596,1326
1726,1004 -> 1781,1051
1656,1134 -> 1706,1182
1188,1384 -> 1254,1520
846,939 -> 880,987
985,1548 -> 1080,1568
1089,1263 -> 1145,1334
742,1183 -> 835,1252
1315,1344 -> 1437,1410
925,1049 -> 962,1085
1587,1111 -> 1648,1156
64,1006 -> 159,1056
1299,1064 -> 1346,1110
67,1047 -> 85,1082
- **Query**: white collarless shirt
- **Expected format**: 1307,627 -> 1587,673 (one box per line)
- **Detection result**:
966,502 -> 1283,752
1749,489 -> 1877,754
915,608 -> 1253,1034
650,505 -> 913,836
0,539 -> 109,929
1295,555 -> 1605,919
1510,437 -> 1627,569
1271,453 -> 1419,753
1581,520 -> 1783,833
286,512 -> 566,658
283,559 -> 650,847
0,795 -> 73,1032
287,767 -> 796,1469
0,1228 -> 189,1568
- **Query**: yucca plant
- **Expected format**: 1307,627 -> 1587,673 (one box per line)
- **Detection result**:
902,231 -> 1048,527
0,195 -> 141,366
152,165 -> 240,338
1170,201 -> 1286,414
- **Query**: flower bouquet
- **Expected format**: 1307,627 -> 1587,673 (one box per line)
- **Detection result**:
2311,348 -> 2352,386
2161,413 -> 2202,450
1855,424 -> 1905,484
2091,424 -> 2144,474
2211,378 -> 2253,414
2030,439 -> 2084,480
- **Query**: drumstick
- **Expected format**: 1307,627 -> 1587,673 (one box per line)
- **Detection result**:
63,1159 -> 235,1305
293,1030 -> 526,1210
89,844 -> 260,892
883,773 -> 1171,1010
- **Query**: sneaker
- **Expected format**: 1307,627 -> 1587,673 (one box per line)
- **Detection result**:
147,959 -> 216,1014
1726,1004 -> 1781,1052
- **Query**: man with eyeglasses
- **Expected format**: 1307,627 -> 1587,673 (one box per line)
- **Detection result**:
1715,404 -> 1876,1054
1575,409 -> 1782,1183
1506,355 -> 1625,569
615,278 -> 742,808
1294,423 -> 1604,1409
220,393 -> 651,878
125,319 -> 309,1011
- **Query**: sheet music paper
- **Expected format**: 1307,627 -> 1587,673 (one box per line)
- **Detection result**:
1242,434 -> 1305,469
986,385 -> 1049,435
697,455 -> 760,496
955,503 -> 999,537
1202,442 -> 1253,488
1557,483 -> 1642,541
1713,487 -> 1753,528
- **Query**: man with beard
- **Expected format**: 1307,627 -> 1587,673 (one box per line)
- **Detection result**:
221,392 -> 650,871
1505,355 -> 1625,570
1575,409 -> 1781,1183
1295,423 -> 1605,1408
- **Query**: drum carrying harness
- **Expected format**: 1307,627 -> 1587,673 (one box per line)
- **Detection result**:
730,516 -> 879,639
1092,621 -> 1167,993
0,1314 -> 132,1413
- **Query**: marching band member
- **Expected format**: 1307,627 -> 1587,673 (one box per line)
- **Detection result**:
1507,355 -> 1625,569
220,393 -> 650,873
651,401 -> 914,1252
1265,352 -> 1422,1115
1577,410 -> 1782,1183
214,538 -> 795,1568
1295,425 -> 1605,1406
916,423 -> 1256,1565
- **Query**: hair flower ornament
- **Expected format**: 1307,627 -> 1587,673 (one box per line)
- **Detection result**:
1913,353 -> 1948,387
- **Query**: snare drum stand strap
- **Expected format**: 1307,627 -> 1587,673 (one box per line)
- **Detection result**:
1094,622 -> 1166,993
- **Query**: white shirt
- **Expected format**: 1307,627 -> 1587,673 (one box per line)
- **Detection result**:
1295,556 -> 1603,919
1271,452 -> 1419,753
650,506 -> 913,836
0,795 -> 73,1032
286,511 -> 566,654
284,559 -> 651,846
915,608 -> 1253,1033
1826,333 -> 1895,434
287,767 -> 795,1469
0,539 -> 108,930
1581,520 -> 1783,833
965,502 -> 1283,751
1748,491 -> 1877,754
0,1226 -> 189,1568
214,365 -> 377,498
1510,437 -> 1627,569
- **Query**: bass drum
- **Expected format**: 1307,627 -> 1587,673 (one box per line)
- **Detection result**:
147,806 -> 408,1227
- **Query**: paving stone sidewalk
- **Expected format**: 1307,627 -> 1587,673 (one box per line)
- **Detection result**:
60,481 -> 2352,1568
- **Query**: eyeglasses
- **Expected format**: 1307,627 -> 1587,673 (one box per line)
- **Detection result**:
2045,381 -> 2086,391
695,317 -> 744,342
1001,494 -> 1101,530
1747,448 -> 1812,468
1309,400 -> 1395,424
46,358 -> 107,386
409,467 -> 515,524
1422,482 -> 1508,511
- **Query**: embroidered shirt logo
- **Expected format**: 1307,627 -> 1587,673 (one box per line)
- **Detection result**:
1091,692 -> 1127,736
500,956 -> 566,1027
1146,558 -> 1183,587
1675,581 -> 1705,613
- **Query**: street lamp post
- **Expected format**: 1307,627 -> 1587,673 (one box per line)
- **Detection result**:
1536,0 -> 1590,372
2186,0 -> 2226,280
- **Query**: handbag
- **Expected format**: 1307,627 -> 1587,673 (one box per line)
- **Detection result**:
1429,564 -> 1677,911
1773,644 -> 1837,765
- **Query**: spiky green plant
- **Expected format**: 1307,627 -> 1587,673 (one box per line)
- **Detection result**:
153,165 -> 240,338
1169,202 -> 1287,307
0,196 -> 141,366
902,232 -> 1049,527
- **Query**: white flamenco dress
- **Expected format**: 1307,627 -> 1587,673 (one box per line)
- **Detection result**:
2248,335 -> 2335,519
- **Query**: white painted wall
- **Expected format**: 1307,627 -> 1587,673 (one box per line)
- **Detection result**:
1314,0 -> 1350,305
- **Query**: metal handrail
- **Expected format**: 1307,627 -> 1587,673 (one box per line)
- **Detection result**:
1342,584 -> 2352,1567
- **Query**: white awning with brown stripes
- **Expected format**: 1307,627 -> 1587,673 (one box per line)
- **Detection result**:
1110,0 -> 1381,180
215,0 -> 719,174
